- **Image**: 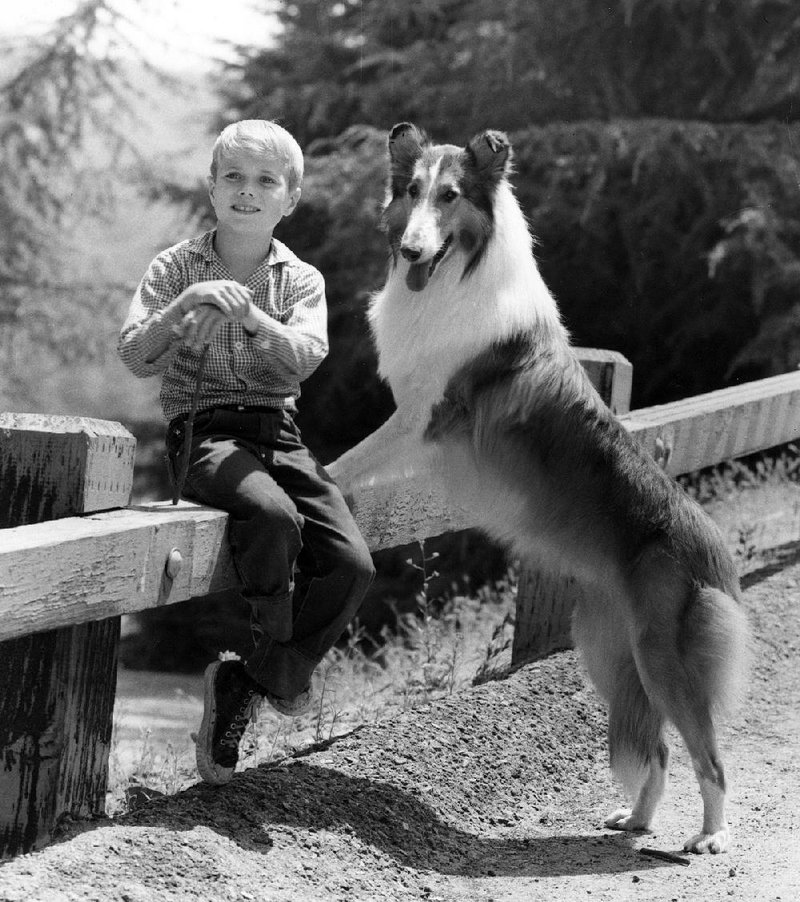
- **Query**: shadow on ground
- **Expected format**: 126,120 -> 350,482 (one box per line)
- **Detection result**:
90,760 -> 673,880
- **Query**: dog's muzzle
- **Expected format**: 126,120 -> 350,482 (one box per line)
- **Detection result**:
403,234 -> 453,292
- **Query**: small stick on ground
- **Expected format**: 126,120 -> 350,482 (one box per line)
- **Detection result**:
639,847 -> 691,866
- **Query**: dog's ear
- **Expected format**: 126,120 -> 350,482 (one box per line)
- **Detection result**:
389,122 -> 425,154
465,130 -> 512,181
388,122 -> 426,197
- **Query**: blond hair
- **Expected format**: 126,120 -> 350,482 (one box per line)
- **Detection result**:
210,120 -> 304,192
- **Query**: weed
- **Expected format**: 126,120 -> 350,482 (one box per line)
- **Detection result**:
734,523 -> 760,569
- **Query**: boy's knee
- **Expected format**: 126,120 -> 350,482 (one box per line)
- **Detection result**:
252,497 -> 303,538
232,500 -> 303,563
341,536 -> 375,586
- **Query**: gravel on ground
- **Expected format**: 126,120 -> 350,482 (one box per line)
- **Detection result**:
1,548 -> 799,902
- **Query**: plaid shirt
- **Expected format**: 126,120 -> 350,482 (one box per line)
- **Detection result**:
118,230 -> 328,420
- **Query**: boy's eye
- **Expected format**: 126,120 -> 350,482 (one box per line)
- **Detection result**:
260,176 -> 276,184
224,172 -> 242,180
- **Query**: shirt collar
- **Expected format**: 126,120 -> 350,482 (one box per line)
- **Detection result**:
190,230 -> 297,267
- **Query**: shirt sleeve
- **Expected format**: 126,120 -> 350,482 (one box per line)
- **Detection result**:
248,264 -> 329,380
117,253 -> 187,378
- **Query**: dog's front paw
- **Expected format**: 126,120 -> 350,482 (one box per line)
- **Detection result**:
683,826 -> 729,854
604,808 -> 651,832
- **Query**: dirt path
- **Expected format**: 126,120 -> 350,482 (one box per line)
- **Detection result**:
2,550 -> 799,902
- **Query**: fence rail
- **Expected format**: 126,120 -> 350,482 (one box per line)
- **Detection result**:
2,355 -> 800,859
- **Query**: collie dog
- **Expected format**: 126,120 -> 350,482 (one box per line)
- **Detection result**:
328,123 -> 750,853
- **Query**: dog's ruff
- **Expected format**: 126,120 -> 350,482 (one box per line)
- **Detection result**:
328,122 -> 750,854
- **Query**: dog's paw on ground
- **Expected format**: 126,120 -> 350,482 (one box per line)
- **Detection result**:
683,826 -> 730,854
604,807 -> 651,832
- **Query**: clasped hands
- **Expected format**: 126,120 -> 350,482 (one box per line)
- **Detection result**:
176,280 -> 258,349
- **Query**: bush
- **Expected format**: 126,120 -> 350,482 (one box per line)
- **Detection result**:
511,119 -> 800,407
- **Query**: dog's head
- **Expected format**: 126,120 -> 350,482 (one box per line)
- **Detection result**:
382,123 -> 513,292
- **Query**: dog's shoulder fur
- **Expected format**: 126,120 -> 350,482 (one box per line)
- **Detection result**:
426,328 -> 740,598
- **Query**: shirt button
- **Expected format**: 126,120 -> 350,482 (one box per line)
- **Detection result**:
234,341 -> 244,351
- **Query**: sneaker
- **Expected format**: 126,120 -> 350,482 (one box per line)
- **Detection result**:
264,684 -> 314,718
196,660 -> 260,785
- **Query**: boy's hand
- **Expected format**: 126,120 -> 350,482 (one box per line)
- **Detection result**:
181,304 -> 228,350
178,280 -> 253,321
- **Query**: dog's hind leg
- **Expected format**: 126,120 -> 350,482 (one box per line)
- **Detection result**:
631,583 -> 749,854
676,710 -> 729,854
573,597 -> 669,834
602,658 -> 670,833
635,657 -> 729,852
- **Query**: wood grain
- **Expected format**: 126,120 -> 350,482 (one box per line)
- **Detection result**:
0,417 -> 131,857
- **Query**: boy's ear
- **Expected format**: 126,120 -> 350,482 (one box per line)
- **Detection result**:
283,186 -> 301,218
207,174 -> 216,202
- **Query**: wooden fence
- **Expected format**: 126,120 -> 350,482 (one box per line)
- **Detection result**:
2,351 -> 800,859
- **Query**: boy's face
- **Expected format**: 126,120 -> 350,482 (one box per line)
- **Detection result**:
208,147 -> 300,236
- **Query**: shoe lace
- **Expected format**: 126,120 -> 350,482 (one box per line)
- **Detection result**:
219,690 -> 256,750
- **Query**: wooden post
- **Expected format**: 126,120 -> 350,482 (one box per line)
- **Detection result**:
0,413 -> 136,859
572,347 -> 633,417
511,350 -> 634,667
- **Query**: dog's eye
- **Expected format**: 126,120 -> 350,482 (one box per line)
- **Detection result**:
441,189 -> 459,203
407,183 -> 420,199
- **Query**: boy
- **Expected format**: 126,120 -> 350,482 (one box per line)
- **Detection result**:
118,120 -> 375,785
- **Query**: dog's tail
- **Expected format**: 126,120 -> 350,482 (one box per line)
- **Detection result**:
677,583 -> 752,720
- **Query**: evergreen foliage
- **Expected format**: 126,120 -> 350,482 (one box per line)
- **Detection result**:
222,0 -> 800,143
512,119 -> 800,406
0,0 -> 171,394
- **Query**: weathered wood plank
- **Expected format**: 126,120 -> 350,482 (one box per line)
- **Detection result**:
0,619 -> 119,856
0,416 -> 134,859
620,371 -> 800,476
0,413 -> 136,523
0,503 -> 236,641
0,492 -> 469,640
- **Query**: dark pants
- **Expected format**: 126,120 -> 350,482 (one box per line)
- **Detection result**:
167,406 -> 375,700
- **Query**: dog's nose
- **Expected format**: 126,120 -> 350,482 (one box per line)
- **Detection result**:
401,246 -> 421,262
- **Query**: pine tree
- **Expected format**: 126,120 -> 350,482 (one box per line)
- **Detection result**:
0,0 -> 168,386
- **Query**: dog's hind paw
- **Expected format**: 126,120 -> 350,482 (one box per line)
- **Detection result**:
604,808 -> 651,832
683,826 -> 729,854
